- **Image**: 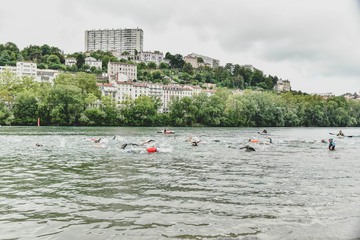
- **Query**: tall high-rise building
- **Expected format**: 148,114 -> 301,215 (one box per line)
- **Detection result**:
85,28 -> 143,55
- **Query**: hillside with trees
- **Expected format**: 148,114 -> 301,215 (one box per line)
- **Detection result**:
1,42 -> 359,127
1,42 -> 278,91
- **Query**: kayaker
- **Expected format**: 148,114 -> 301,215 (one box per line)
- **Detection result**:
337,130 -> 344,137
328,138 -> 335,150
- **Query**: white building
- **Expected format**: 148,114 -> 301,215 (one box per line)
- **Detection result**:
0,62 -> 37,78
0,62 -> 59,84
85,28 -> 143,55
65,58 -> 77,67
85,57 -> 102,69
36,69 -> 60,84
186,53 -> 220,68
274,79 -> 291,92
110,81 -> 161,103
136,51 -> 164,65
162,84 -> 194,113
108,62 -> 137,82
0,66 -> 17,74
97,83 -> 117,99
96,80 -> 216,113
16,62 -> 37,77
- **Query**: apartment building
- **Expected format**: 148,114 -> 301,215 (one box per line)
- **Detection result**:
136,51 -> 164,65
85,28 -> 143,55
108,62 -> 137,82
162,84 -> 194,113
16,62 -> 37,77
96,81 -> 208,113
186,53 -> 220,68
0,62 -> 59,84
85,57 -> 102,69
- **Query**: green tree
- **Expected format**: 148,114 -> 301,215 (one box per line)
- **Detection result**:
46,54 -> 61,65
159,62 -> 169,69
169,96 -> 197,126
0,101 -> 14,125
55,72 -> 101,98
147,62 -> 157,69
39,85 -> 84,125
183,62 -> 194,75
13,91 -> 38,125
121,95 -> 161,126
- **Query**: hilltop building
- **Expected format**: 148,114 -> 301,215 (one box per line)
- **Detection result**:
185,53 -> 220,68
135,51 -> 164,65
183,55 -> 204,69
274,79 -> 291,92
85,28 -> 143,55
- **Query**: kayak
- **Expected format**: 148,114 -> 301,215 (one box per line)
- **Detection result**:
157,131 -> 175,134
329,133 -> 353,138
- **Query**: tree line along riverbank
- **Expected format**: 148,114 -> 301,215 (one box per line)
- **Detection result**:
0,71 -> 359,127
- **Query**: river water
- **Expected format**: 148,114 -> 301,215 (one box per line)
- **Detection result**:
0,127 -> 359,240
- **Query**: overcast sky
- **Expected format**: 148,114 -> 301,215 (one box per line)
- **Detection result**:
1,0 -> 359,95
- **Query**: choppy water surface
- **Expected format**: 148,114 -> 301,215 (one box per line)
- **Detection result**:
0,127 -> 359,240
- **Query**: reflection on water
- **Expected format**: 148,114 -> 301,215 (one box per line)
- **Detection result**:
0,127 -> 359,239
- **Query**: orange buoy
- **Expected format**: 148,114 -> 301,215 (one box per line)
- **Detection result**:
147,147 -> 157,153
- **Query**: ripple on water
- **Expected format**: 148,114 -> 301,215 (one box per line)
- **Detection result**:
0,127 -> 359,239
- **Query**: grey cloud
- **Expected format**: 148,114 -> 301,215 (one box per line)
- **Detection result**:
0,0 -> 359,94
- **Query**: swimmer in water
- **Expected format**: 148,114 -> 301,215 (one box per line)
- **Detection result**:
121,143 -> 139,149
187,134 -> 201,146
328,138 -> 335,150
240,145 -> 256,152
94,138 -> 101,143
139,139 -> 155,145
35,143 -> 43,147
